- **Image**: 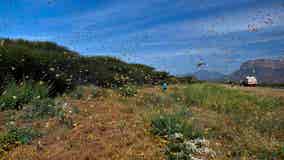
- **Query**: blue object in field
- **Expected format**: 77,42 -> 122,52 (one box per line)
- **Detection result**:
162,82 -> 168,91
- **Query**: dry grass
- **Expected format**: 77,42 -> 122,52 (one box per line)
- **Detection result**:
183,83 -> 284,159
1,83 -> 284,160
1,87 -> 164,160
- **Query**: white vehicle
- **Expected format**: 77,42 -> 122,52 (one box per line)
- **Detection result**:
242,76 -> 258,87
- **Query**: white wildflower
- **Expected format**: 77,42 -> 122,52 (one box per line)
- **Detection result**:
2,91 -> 7,95
66,78 -> 72,82
191,138 -> 210,147
198,147 -> 216,158
170,132 -> 184,140
185,141 -> 198,152
190,156 -> 203,160
63,102 -> 68,108
45,122 -> 50,128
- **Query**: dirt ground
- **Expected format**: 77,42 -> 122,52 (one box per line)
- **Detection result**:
3,94 -> 164,160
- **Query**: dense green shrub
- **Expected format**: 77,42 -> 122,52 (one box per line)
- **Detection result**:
150,107 -> 202,139
71,105 -> 80,114
22,98 -> 57,120
0,126 -> 40,152
150,107 -> 206,160
0,81 -> 49,111
151,114 -> 185,136
165,137 -> 215,160
118,85 -> 138,97
6,126 -> 40,145
57,109 -> 74,128
0,82 -> 19,110
89,86 -> 107,98
0,38 -> 173,92
165,140 -> 194,160
69,86 -> 84,99
91,86 -> 99,98
0,131 -> 17,152
258,147 -> 284,160
151,115 -> 202,139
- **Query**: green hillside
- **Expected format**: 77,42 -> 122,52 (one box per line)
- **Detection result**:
0,38 -> 172,94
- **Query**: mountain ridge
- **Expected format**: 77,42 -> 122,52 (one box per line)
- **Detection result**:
179,70 -> 226,82
230,58 -> 284,84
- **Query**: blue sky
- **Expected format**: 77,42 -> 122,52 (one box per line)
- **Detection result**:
1,0 -> 284,75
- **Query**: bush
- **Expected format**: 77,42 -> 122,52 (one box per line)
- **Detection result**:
86,85 -> 101,98
69,86 -> 84,99
6,126 -> 40,145
165,137 -> 215,160
0,81 -> 49,111
150,107 -> 202,139
0,82 -> 19,110
57,109 -> 74,128
165,140 -> 194,160
118,85 -> 138,97
22,98 -> 57,120
0,125 -> 40,152
150,107 -> 210,160
258,147 -> 284,160
71,105 -> 80,114
91,86 -> 99,98
151,114 -> 184,136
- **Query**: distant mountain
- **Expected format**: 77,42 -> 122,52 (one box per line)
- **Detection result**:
230,59 -> 284,84
193,70 -> 226,82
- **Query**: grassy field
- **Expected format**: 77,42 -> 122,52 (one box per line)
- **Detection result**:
0,83 -> 283,159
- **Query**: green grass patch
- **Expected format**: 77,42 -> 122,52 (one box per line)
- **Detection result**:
184,83 -> 282,113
